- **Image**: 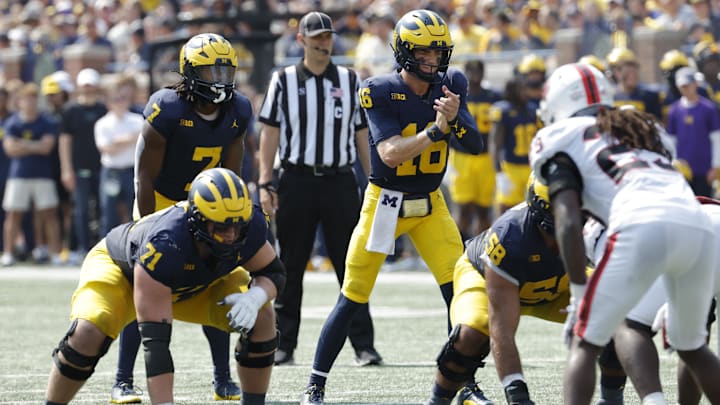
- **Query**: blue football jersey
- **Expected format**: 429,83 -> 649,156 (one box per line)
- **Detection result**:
360,68 -> 474,194
105,202 -> 267,303
460,88 -> 502,154
490,100 -> 539,165
614,84 -> 662,120
466,205 -> 568,306
143,89 -> 253,201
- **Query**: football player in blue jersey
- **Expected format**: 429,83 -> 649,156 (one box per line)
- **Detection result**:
301,9 -> 481,405
111,33 -> 255,402
489,77 -> 540,215
44,168 -> 285,405
605,48 -> 663,120
694,41 -> 720,108
425,175 -> 560,405
448,60 -> 501,240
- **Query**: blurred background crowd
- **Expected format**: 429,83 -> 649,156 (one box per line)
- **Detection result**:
0,0 -> 719,270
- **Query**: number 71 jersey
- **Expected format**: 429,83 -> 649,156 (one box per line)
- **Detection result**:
529,116 -> 695,228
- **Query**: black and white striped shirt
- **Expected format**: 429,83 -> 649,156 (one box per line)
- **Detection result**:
258,62 -> 367,168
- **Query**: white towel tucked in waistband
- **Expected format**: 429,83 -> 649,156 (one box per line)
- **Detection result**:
365,188 -> 403,255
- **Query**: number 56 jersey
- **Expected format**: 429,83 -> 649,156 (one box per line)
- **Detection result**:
529,116 -> 699,230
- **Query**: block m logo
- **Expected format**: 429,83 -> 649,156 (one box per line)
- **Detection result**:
381,194 -> 399,208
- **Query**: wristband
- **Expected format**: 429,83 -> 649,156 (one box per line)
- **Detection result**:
425,124 -> 447,142
258,182 -> 276,193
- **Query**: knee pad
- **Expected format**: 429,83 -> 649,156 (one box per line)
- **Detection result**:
436,325 -> 489,383
52,319 -> 112,381
235,331 -> 279,368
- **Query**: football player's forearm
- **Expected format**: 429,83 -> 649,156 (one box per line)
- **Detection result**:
258,127 -> 279,184
451,111 -> 482,154
491,339 -> 523,380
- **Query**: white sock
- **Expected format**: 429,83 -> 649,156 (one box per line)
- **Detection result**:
642,392 -> 667,405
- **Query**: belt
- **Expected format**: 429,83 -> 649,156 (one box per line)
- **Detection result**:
282,163 -> 353,176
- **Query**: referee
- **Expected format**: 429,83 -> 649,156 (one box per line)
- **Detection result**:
257,11 -> 381,367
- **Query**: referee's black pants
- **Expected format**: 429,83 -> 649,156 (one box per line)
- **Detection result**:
274,169 -> 375,354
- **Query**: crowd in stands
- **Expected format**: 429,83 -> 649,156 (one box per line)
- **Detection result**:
0,0 -> 719,268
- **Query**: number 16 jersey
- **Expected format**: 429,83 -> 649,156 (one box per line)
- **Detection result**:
529,116 -> 698,230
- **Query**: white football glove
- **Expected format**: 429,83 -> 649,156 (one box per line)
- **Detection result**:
218,287 -> 268,333
651,303 -> 674,352
496,172 -> 513,196
563,283 -> 586,349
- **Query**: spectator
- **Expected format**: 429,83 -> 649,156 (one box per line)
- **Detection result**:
1,83 -> 61,266
689,0 -> 720,42
354,6 -> 396,79
666,66 -> 720,197
653,0 -> 698,31
40,71 -> 75,264
59,68 -> 106,260
93,75 -> 142,235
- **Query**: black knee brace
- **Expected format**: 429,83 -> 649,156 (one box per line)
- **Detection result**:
235,331 -> 279,368
52,319 -> 112,381
599,339 -> 623,371
436,325 -> 489,383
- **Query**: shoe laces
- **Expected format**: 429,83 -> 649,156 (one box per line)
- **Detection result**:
306,385 -> 325,401
117,382 -> 143,395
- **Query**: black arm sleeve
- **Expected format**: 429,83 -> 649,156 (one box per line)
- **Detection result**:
541,152 -> 584,200
251,256 -> 286,295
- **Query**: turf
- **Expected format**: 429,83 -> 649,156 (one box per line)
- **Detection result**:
0,267 -> 714,404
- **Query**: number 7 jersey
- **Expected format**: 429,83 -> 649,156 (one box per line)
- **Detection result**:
529,116 -> 697,229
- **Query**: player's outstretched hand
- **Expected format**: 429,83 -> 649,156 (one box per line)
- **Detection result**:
218,287 -> 268,333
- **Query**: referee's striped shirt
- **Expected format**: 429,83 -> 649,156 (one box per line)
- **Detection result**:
258,62 -> 367,168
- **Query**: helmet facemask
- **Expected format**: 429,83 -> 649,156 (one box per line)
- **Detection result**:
392,9 -> 454,83
186,168 -> 253,260
526,175 -> 554,234
183,63 -> 236,104
179,33 -> 238,104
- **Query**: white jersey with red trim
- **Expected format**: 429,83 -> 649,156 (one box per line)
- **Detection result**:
529,115 -> 701,231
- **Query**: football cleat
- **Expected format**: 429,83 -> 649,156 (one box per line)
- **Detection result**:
504,380 -> 535,405
457,383 -> 494,405
354,348 -> 383,367
300,384 -> 325,405
213,379 -> 242,401
109,382 -> 142,404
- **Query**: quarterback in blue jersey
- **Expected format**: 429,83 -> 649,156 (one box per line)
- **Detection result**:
44,169 -> 286,405
301,9 -> 481,405
114,33 -> 254,402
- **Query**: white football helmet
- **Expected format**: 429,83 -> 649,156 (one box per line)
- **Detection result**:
538,63 -> 614,125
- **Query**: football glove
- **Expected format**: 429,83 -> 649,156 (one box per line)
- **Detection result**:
651,303 -> 673,352
219,287 -> 268,333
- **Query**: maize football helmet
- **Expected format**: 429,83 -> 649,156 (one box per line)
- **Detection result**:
605,47 -> 637,68
517,54 -> 547,75
577,55 -> 605,73
526,172 -> 554,234
187,168 -> 252,259
538,63 -> 613,125
659,49 -> 689,73
392,9 -> 453,83
693,40 -> 720,72
179,33 -> 238,104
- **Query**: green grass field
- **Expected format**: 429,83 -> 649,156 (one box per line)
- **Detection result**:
0,267 -> 714,404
